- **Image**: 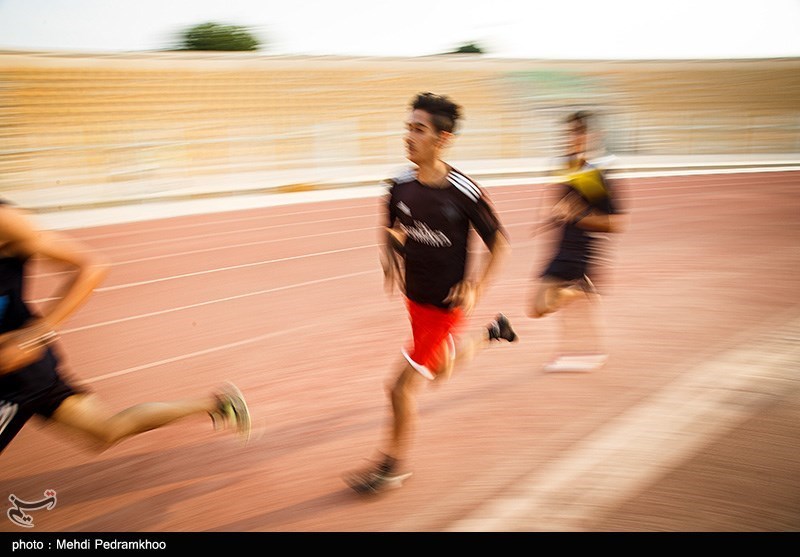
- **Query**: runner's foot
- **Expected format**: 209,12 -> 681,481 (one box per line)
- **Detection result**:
343,458 -> 413,495
488,313 -> 518,342
210,382 -> 252,443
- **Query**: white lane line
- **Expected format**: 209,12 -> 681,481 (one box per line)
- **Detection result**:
60,269 -> 375,334
33,167 -> 799,232
31,184 -> 780,295
29,191 -> 756,300
96,243 -> 374,293
615,165 -> 800,179
34,170 -> 780,277
83,173 -> 774,252
33,226 -> 380,277
80,212 -> 379,252
446,313 -> 800,532
81,322 -> 320,385
32,184 -> 390,231
30,184 -> 758,280
45,173 -> 761,260
31,244 -> 377,301
104,227 -> 378,268
76,202 -> 380,241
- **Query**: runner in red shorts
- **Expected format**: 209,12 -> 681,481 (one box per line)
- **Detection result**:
344,92 -> 518,495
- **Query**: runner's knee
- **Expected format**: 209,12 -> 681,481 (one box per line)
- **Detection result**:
55,397 -> 129,452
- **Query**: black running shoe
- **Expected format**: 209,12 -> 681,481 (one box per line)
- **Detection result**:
488,313 -> 518,342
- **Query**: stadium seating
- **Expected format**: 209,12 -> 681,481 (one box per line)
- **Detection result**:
0,51 -> 797,190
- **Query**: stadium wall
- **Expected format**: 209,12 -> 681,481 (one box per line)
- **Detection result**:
1,51 -> 798,189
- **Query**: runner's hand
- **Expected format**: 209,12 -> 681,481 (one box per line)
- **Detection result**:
551,191 -> 590,224
0,320 -> 57,375
379,243 -> 405,297
444,280 -> 479,315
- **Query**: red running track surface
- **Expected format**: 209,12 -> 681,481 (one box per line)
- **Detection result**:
1,171 -> 799,532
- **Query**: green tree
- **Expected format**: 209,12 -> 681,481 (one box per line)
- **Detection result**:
180,22 -> 261,51
449,42 -> 484,54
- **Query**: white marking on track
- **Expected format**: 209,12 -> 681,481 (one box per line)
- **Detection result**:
60,269 -> 375,334
32,227 -> 380,277
32,244 -> 377,301
82,322 -> 320,384
446,313 -> 800,532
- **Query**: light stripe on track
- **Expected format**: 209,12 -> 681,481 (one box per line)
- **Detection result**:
32,183 -> 752,280
61,173 -> 753,252
445,311 -> 800,532
81,212 -> 380,252
61,269 -> 375,334
82,322 -> 321,385
76,202 -> 381,241
34,168 -> 798,233
32,185 -> 772,296
32,226 -> 380,278
33,192 -> 746,301
32,244 -> 377,301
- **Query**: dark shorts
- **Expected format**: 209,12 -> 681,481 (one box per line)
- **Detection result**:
0,347 -> 84,453
541,257 -> 610,293
541,258 -> 587,283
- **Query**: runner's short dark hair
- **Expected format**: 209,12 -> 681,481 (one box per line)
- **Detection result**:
411,92 -> 462,134
566,110 -> 591,133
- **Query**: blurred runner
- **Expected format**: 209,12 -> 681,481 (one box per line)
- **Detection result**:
0,199 -> 250,456
344,92 -> 518,495
527,110 -> 627,372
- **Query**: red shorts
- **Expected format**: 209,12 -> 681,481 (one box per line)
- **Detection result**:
402,299 -> 464,380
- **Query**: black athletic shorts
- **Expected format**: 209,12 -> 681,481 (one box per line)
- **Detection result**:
0,347 -> 84,453
541,258 -> 587,282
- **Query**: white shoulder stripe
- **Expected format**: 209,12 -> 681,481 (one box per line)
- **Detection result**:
447,172 -> 481,202
447,175 -> 478,202
394,167 -> 417,184
0,402 -> 19,437
449,171 -> 481,198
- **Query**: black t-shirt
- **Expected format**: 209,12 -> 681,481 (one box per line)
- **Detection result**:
0,200 -> 33,334
385,166 -> 505,308
554,162 -> 619,264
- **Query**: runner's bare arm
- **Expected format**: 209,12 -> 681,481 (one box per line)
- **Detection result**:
0,205 -> 110,373
574,209 -> 627,234
379,226 -> 406,296
445,231 -> 510,315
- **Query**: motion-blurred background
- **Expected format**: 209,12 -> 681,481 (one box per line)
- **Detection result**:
1,0 -> 798,196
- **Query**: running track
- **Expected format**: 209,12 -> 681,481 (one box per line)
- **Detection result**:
1,171 -> 799,532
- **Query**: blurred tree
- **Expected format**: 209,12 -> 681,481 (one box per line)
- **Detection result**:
448,42 -> 484,54
180,22 -> 261,51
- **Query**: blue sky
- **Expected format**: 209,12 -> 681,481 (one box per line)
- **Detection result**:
0,0 -> 798,59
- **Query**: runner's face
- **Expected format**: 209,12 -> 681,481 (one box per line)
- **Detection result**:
404,109 -> 447,165
567,123 -> 588,156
